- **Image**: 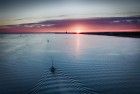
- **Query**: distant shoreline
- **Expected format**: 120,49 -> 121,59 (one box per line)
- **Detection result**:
0,32 -> 140,38
80,32 -> 140,38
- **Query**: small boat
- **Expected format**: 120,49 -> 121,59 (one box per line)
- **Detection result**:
50,58 -> 56,73
47,40 -> 49,43
50,65 -> 55,73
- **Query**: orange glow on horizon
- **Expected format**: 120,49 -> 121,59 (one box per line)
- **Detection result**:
72,24 -> 87,34
0,21 -> 140,33
76,29 -> 81,34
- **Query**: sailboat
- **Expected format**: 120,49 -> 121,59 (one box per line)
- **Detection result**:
50,58 -> 56,73
47,39 -> 49,43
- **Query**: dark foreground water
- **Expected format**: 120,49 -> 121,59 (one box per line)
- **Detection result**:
0,34 -> 140,94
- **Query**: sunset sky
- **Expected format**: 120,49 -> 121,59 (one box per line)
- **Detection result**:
0,0 -> 140,33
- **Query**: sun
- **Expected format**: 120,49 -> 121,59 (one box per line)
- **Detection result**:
74,25 -> 83,34
76,29 -> 81,34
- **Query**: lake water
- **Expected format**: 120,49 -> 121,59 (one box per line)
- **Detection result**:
0,34 -> 140,94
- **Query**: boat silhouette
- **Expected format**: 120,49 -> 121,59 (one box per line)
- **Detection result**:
50,58 -> 56,73
47,39 -> 49,43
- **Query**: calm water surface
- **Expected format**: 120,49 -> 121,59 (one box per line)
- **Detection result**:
0,34 -> 140,94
